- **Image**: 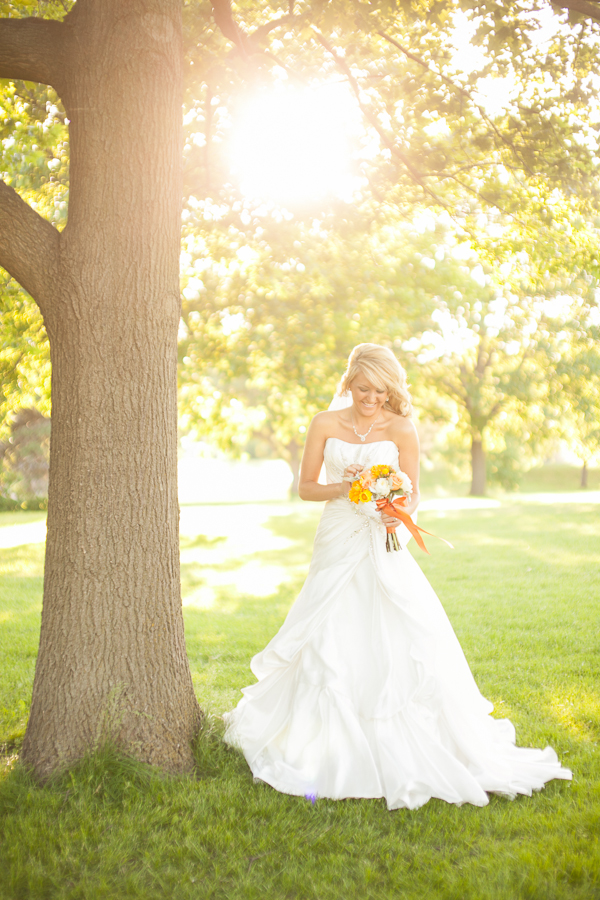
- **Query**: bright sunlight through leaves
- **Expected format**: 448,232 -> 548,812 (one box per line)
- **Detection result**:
230,85 -> 360,206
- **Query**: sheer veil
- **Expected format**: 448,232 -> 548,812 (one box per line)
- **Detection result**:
328,390 -> 353,411
318,390 -> 352,483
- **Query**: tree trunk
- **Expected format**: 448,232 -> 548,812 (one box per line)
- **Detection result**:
12,1 -> 202,778
469,437 -> 486,496
581,460 -> 588,489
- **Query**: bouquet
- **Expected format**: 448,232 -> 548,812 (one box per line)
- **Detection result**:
348,464 -> 412,551
348,464 -> 453,554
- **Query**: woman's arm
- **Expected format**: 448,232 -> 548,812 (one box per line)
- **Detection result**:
298,413 -> 358,502
394,418 -> 421,517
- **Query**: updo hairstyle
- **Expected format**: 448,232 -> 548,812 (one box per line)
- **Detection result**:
338,343 -> 413,418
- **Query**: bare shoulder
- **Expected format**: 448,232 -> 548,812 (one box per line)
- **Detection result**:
388,414 -> 419,446
309,409 -> 344,435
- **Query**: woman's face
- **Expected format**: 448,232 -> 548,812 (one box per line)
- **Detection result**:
349,375 -> 388,417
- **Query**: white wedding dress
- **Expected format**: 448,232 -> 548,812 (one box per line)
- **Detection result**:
223,437 -> 572,809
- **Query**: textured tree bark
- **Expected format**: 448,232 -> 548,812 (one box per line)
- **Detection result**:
0,180 -> 59,307
0,17 -> 67,88
0,0 -> 201,779
469,437 -> 486,496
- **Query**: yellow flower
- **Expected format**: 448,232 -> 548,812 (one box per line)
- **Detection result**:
370,465 -> 390,479
349,482 -> 372,504
348,482 -> 362,503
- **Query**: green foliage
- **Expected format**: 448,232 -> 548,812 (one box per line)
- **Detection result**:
0,1 -> 71,19
0,78 -> 68,228
2,0 -> 600,489
0,63 -> 65,436
555,333 -> 600,468
398,209 -> 600,490
0,272 -> 50,442
0,496 -> 599,898
177,218 -> 421,470
181,0 -> 600,213
176,0 -> 600,488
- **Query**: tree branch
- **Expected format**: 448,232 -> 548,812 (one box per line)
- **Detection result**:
209,0 -> 248,57
550,0 -> 600,21
261,48 -> 307,85
249,14 -> 301,44
485,397 -> 505,422
0,17 -> 67,89
445,172 -> 527,227
377,30 -> 536,178
0,181 -> 60,315
311,29 -> 447,208
438,375 -> 469,406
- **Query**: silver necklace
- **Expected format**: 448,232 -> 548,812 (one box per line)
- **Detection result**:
352,411 -> 380,442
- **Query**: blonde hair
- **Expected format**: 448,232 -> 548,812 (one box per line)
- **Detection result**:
338,343 -> 412,417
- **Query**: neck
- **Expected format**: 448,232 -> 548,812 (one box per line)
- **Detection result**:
352,407 -> 380,430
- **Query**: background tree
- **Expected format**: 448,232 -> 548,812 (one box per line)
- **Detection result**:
399,204 -> 600,494
177,209 -> 463,490
179,190 -> 600,495
555,333 -> 600,487
177,0 -> 600,495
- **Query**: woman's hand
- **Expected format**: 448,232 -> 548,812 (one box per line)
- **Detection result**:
377,496 -> 407,528
339,464 -> 363,498
381,512 -> 399,528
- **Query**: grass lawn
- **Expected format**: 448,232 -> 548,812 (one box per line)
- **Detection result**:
0,492 -> 599,899
417,461 -> 600,498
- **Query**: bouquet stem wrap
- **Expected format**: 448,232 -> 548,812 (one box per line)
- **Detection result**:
375,497 -> 454,555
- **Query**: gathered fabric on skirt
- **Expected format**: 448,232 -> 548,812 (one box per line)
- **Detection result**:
223,437 -> 572,810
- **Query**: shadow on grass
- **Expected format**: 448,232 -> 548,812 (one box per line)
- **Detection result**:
0,501 -> 598,899
0,720 -> 246,809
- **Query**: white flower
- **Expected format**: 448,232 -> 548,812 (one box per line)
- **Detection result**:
373,477 -> 392,497
398,472 -> 413,493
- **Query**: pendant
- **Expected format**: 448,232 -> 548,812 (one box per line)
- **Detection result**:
352,411 -> 380,443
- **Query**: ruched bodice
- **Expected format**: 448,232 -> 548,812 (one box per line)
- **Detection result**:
224,438 -> 572,809
323,437 -> 400,484
320,437 -> 413,552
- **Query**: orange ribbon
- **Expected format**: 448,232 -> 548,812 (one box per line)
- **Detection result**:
375,497 -> 454,555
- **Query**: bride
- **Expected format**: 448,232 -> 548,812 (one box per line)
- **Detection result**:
224,343 -> 572,809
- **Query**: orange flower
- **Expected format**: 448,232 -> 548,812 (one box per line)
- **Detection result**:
390,474 -> 402,490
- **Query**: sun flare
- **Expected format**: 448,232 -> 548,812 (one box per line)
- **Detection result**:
230,84 -> 359,206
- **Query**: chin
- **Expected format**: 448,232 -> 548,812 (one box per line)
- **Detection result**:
360,403 -> 382,415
